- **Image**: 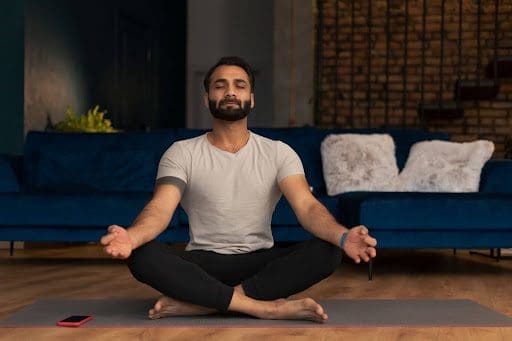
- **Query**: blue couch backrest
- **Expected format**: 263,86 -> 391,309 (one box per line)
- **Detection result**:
22,128 -> 448,195
23,130 -> 203,193
480,159 -> 512,193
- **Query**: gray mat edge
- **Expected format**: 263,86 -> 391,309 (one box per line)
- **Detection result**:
1,299 -> 512,328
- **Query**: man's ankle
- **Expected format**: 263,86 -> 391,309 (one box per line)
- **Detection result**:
234,284 -> 246,296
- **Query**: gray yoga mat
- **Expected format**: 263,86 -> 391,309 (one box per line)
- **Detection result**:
1,299 -> 512,328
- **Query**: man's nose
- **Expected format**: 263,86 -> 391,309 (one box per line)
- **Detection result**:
225,84 -> 237,97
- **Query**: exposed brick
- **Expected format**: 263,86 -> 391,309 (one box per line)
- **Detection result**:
492,102 -> 512,109
451,134 -> 480,142
494,126 -> 512,135
317,0 -> 512,152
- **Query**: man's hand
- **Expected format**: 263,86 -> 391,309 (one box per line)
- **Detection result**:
342,225 -> 377,263
100,225 -> 134,259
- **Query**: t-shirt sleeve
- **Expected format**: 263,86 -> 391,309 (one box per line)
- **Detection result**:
156,142 -> 189,184
276,141 -> 305,183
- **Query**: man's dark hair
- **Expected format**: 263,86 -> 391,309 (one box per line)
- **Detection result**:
203,56 -> 255,93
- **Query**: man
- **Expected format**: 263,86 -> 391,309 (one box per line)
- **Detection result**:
100,56 -> 377,323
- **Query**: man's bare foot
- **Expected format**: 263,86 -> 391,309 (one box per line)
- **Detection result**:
148,296 -> 216,319
266,298 -> 328,323
228,288 -> 327,323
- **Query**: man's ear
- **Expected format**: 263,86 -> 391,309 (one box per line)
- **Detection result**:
250,93 -> 255,109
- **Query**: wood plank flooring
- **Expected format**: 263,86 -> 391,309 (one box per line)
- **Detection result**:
0,245 -> 511,340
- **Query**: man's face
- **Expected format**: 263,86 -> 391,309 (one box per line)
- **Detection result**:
205,65 -> 254,122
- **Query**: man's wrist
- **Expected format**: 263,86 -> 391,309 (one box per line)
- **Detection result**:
339,231 -> 348,250
126,228 -> 138,250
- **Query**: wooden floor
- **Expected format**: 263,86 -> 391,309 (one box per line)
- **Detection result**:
1,244 -> 511,340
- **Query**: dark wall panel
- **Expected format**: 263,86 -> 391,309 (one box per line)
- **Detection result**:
24,0 -> 186,134
0,1 -> 24,154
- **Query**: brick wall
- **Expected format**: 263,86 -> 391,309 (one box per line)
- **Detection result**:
316,0 -> 512,157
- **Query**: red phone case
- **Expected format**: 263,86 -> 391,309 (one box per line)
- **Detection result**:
56,315 -> 93,327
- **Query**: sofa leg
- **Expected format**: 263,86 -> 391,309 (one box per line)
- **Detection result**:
10,241 -> 14,256
453,248 -> 456,255
368,259 -> 373,281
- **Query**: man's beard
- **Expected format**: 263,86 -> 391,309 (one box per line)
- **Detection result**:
208,98 -> 252,121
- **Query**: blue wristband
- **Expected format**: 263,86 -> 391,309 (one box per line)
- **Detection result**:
339,231 -> 348,249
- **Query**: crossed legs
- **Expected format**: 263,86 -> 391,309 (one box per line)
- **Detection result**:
127,239 -> 342,322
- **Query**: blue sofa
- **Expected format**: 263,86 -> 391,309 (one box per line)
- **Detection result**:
1,127 -> 512,268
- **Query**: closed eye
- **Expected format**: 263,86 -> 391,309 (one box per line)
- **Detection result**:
236,81 -> 247,89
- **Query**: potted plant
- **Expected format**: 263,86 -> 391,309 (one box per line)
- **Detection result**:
49,105 -> 117,133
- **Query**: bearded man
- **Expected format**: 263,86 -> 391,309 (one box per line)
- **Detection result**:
100,56 -> 377,322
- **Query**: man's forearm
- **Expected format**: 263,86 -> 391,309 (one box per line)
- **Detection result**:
127,200 -> 175,249
297,201 -> 348,248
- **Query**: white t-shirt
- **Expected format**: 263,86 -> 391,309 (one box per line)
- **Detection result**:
156,132 -> 304,254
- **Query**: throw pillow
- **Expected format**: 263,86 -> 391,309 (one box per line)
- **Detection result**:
398,140 -> 494,192
321,134 -> 399,195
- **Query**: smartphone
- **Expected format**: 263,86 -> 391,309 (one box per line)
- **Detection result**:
56,315 -> 93,327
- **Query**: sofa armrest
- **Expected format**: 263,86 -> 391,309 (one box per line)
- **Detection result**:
0,154 -> 20,192
479,159 -> 512,193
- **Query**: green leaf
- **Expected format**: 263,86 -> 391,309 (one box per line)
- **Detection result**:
53,105 -> 117,133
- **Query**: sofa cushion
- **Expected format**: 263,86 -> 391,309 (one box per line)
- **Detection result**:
0,155 -> 20,192
337,192 -> 512,231
36,150 -> 159,193
23,131 -> 177,192
271,197 -> 297,225
480,159 -> 512,193
177,205 -> 189,226
398,140 -> 494,192
367,230 -> 512,249
0,192 -> 178,228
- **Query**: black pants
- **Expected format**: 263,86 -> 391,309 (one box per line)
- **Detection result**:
128,238 -> 342,312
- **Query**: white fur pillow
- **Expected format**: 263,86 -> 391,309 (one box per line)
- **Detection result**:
398,140 -> 494,192
321,134 -> 399,196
